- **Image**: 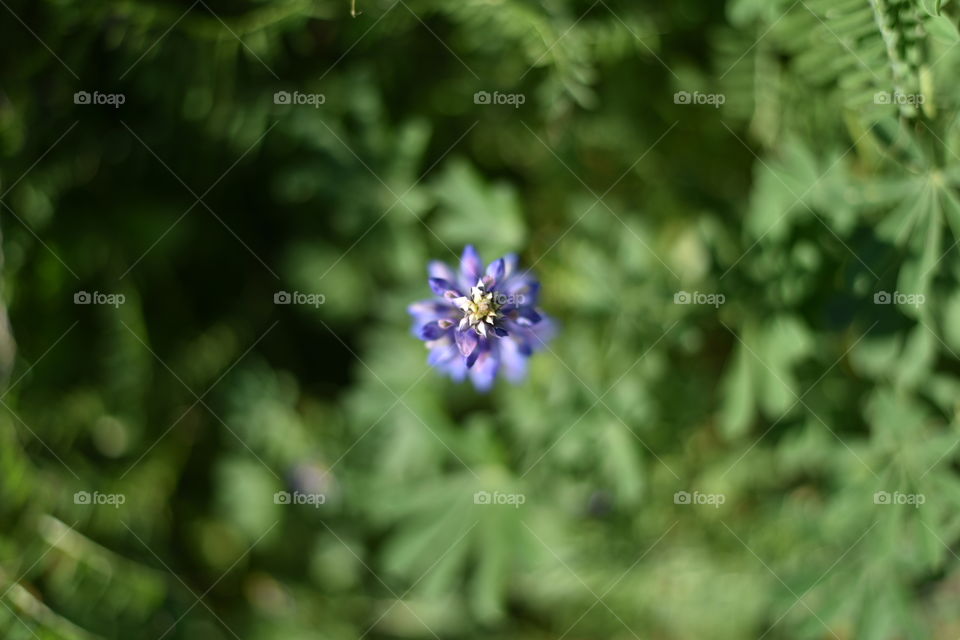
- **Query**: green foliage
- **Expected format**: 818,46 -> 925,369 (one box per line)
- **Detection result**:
4,0 -> 960,638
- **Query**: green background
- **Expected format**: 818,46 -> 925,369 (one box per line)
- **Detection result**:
3,0 -> 960,638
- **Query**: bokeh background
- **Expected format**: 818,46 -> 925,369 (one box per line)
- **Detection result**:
4,0 -> 960,638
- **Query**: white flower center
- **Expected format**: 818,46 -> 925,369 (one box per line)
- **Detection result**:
451,280 -> 501,337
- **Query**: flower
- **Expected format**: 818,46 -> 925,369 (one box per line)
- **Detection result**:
408,245 -> 553,391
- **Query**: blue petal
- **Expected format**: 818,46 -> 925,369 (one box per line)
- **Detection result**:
485,258 -> 505,286
408,300 -> 455,322
516,307 -> 542,326
459,245 -> 483,288
467,337 -> 495,369
500,279 -> 540,306
493,326 -> 509,337
429,277 -> 457,296
504,312 -> 556,355
409,301 -> 458,337
501,253 -> 519,278
428,260 -> 457,282
445,359 -> 469,381
530,314 -> 557,344
502,321 -> 535,355
428,342 -> 457,366
465,349 -> 480,369
455,329 -> 478,357
499,337 -> 529,383
428,343 -> 468,381
469,350 -> 500,391
419,322 -> 447,340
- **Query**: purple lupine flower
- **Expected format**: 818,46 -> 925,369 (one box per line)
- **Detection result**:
408,246 -> 553,391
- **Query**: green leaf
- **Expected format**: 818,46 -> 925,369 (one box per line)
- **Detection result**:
430,160 -> 526,256
920,0 -> 943,16
599,422 -> 645,503
943,289 -> 960,352
758,315 -> 813,415
720,343 -> 756,439
895,325 -> 937,389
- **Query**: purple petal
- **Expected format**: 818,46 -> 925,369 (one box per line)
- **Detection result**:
455,329 -> 478,357
429,278 -> 457,296
428,342 -> 468,381
529,313 -> 556,343
459,245 -> 483,288
466,349 -> 480,369
428,260 -> 457,282
499,279 -> 540,306
493,326 -> 509,337
516,307 -> 542,326
503,321 -> 535,355
445,360 -> 469,381
505,313 -> 556,353
428,341 -> 454,365
516,338 -> 533,356
408,300 -> 455,321
466,337 -> 492,369
499,337 -> 528,383
419,322 -> 447,340
485,258 -> 505,286
469,349 -> 500,391
501,253 -> 519,278
409,300 -> 458,337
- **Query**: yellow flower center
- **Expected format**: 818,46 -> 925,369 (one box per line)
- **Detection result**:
458,281 -> 502,337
